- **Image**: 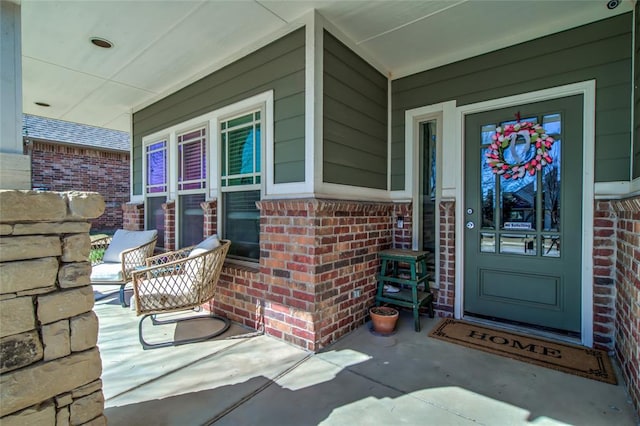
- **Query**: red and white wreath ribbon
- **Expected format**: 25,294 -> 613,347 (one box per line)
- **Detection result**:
485,121 -> 554,180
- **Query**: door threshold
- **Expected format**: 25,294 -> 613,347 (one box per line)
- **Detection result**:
462,314 -> 583,347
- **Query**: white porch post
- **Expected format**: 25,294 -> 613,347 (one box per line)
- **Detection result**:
0,1 -> 30,190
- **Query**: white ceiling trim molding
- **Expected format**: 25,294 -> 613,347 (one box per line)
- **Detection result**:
320,11 -> 390,78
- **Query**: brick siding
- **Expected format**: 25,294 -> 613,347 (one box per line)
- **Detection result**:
611,196 -> 640,416
163,200 -> 176,251
128,194 -> 639,420
30,141 -> 129,232
438,200 -> 456,316
122,202 -> 144,231
593,201 -> 617,349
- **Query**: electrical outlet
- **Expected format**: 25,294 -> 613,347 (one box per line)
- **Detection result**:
352,289 -> 361,298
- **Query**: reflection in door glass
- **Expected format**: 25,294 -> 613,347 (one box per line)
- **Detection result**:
481,147 -> 495,229
542,113 -> 561,231
501,117 -> 537,127
542,113 -> 561,135
501,172 -> 536,231
480,233 -> 495,253
542,235 -> 560,257
500,234 -> 537,256
481,124 -> 496,145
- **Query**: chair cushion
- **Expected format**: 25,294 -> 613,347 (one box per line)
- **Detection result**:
189,234 -> 220,257
103,229 -> 158,263
90,262 -> 124,282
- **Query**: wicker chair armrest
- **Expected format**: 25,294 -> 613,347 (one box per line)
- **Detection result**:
132,255 -> 194,282
145,246 -> 195,266
132,240 -> 230,316
121,237 -> 158,279
90,236 -> 113,265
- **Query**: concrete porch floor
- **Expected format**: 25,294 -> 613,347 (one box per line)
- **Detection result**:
93,287 -> 639,425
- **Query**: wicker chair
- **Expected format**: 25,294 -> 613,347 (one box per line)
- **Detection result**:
90,229 -> 158,307
131,238 -> 231,349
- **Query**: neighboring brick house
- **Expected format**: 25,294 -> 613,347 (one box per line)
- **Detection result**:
23,114 -> 130,232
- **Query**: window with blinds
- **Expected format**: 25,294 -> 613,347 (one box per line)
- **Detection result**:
220,110 -> 261,261
221,111 -> 261,187
178,127 -> 206,191
145,140 -> 167,193
145,140 -> 167,249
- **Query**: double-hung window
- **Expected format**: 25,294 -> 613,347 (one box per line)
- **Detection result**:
144,139 -> 167,249
177,127 -> 207,247
220,110 -> 261,261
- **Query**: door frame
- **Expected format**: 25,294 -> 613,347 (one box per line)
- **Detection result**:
405,101 -> 458,293
455,80 -> 596,346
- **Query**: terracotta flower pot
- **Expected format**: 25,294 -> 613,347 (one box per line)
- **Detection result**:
369,306 -> 399,334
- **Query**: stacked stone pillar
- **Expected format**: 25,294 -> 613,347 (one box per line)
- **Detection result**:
0,190 -> 106,425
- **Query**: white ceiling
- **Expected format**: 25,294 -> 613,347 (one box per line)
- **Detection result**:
20,0 -> 633,132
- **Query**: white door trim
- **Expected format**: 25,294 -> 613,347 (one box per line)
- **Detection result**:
454,80 -> 596,347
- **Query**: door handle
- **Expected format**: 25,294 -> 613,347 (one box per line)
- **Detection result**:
466,221 -> 475,229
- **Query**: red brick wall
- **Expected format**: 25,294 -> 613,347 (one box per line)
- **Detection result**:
206,199 -> 396,351
611,196 -> 640,417
593,200 -> 617,349
163,200 -> 176,251
122,202 -> 144,231
438,200 -> 456,316
255,199 -> 394,351
393,203 -> 412,249
30,141 -> 129,232
201,200 -> 217,239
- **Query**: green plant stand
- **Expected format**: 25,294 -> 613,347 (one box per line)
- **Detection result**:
375,249 -> 435,332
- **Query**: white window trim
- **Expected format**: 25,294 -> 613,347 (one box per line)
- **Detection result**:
142,136 -> 169,196
176,124 -> 208,193
140,90 -> 273,253
454,80 -> 596,347
142,136 -> 169,241
404,101 -> 456,305
211,93 -> 272,264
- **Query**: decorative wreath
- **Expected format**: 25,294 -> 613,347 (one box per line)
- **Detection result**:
485,121 -> 555,180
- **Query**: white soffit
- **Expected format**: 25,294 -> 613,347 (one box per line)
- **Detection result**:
20,0 -> 633,132
360,0 -> 634,79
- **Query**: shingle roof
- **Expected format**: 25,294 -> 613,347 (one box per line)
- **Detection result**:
22,114 -> 129,152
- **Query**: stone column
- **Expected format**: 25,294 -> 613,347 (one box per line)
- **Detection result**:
0,190 -> 106,425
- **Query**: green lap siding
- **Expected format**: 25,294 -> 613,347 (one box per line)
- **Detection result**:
132,29 -> 306,195
323,31 -> 388,190
391,13 -> 633,190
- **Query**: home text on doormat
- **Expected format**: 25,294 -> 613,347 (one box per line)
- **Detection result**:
429,318 -> 616,384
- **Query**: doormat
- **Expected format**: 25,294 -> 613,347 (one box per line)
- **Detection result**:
429,319 -> 617,385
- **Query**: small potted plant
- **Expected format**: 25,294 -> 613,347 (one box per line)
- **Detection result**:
369,305 -> 399,334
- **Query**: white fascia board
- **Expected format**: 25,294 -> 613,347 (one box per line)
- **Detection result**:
595,178 -> 640,199
315,182 -> 391,202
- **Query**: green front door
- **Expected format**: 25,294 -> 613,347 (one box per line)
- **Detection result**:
464,95 -> 583,334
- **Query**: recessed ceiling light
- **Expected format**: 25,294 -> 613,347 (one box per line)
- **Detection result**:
90,37 -> 113,49
34,102 -> 50,107
606,0 -> 620,9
